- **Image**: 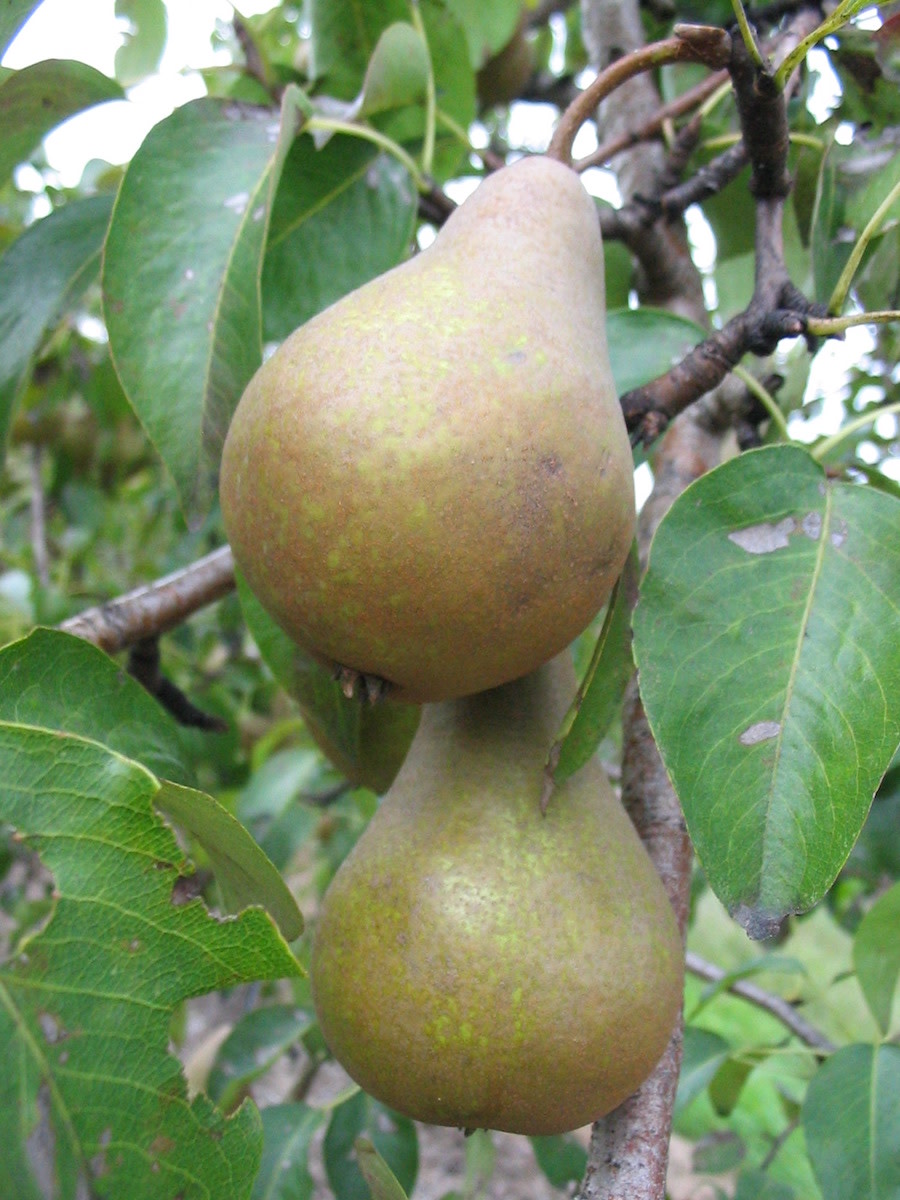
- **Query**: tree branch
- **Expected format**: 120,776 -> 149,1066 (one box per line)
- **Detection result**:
621,8 -> 826,445
685,952 -> 836,1053
59,546 -> 235,654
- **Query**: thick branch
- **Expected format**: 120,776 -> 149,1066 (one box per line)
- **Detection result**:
685,952 -> 836,1053
60,546 -> 235,654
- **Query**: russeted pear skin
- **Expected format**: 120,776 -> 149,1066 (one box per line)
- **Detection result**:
220,156 -> 635,703
309,655 -> 684,1135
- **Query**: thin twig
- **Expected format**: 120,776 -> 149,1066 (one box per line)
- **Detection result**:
685,952 -> 836,1053
546,26 -> 732,165
60,545 -> 235,654
576,68 -> 730,172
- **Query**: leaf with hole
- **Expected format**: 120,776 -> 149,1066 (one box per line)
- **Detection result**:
634,444 -> 900,937
0,724 -> 300,1198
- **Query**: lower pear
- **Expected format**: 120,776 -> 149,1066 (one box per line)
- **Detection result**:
309,653 -> 684,1135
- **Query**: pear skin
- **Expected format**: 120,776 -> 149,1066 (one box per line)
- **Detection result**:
309,654 -> 684,1135
221,156 -> 635,703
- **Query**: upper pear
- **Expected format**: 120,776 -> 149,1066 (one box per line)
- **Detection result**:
221,155 -> 635,702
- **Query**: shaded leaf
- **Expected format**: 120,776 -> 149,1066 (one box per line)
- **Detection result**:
157,782 -> 304,941
445,0 -> 522,67
0,725 -> 300,1199
103,89 -> 302,520
236,573 -> 418,795
0,193 -> 114,454
606,307 -> 705,395
262,136 -> 416,343
308,0 -> 408,99
0,58 -> 123,182
209,1005 -> 314,1110
708,1053 -> 764,1116
733,1171 -> 796,1200
802,1043 -> 900,1200
252,1104 -> 323,1200
530,1134 -> 588,1188
0,629 -> 303,941
853,880 -> 900,1034
355,1138 -> 410,1200
0,626 -> 189,784
693,1131 -> 746,1173
545,568 -> 633,794
676,1026 -> 731,1114
0,0 -> 42,57
359,23 -> 429,117
115,0 -> 167,86
324,1091 -> 418,1200
634,445 -> 900,937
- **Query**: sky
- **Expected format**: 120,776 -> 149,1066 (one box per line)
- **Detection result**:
3,0 -> 272,184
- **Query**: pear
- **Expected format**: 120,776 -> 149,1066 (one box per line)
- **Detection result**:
220,155 -> 635,703
309,654 -> 684,1135
476,18 -> 535,109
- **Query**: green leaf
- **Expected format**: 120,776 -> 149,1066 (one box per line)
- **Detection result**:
733,1170 -> 796,1200
0,193 -> 114,455
208,1005 -> 314,1110
693,1131 -> 746,1174
810,139 -> 854,306
324,1091 -> 418,1200
634,445 -> 900,937
853,880 -> 900,1034
0,0 -> 42,58
236,573 -> 418,795
0,626 -> 189,784
115,0 -> 167,86
802,1043 -> 900,1200
606,308 -> 705,395
157,782 -> 304,941
546,568 -> 633,791
359,23 -> 429,117
262,136 -> 417,343
444,0 -> 522,67
252,1104 -> 323,1200
309,0 -> 409,99
530,1134 -> 588,1188
708,1053 -> 763,1116
103,89 -> 302,520
355,1138 -> 410,1200
675,1026 -> 732,1115
0,59 -> 123,182
0,628 -> 303,941
0,725 -> 301,1199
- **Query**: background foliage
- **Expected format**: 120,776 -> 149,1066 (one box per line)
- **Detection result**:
0,1 -> 898,1198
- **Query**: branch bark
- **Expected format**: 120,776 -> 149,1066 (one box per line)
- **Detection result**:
59,545 -> 235,654
576,9 -> 824,1198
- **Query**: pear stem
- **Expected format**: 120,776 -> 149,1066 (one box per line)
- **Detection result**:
409,0 -> 437,178
546,25 -> 732,168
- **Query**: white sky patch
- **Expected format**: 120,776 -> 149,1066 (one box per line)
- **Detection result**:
1,0 -> 273,184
